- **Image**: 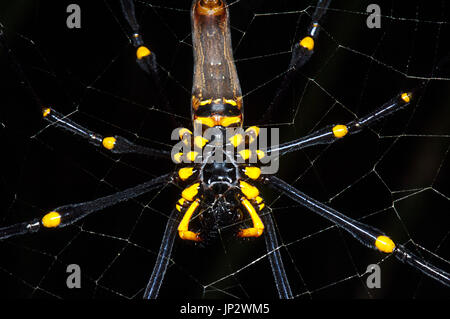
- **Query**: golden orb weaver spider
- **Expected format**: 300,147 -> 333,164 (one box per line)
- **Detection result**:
0,1 -> 450,300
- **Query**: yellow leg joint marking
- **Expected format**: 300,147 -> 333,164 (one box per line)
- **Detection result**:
254,196 -> 265,211
178,167 -> 194,181
375,235 -> 396,253
238,198 -> 264,238
245,126 -> 260,143
220,116 -> 241,127
136,46 -> 151,59
176,198 -> 186,212
42,108 -> 51,117
173,152 -> 183,164
239,180 -> 259,200
401,92 -> 411,103
102,137 -> 117,150
300,36 -> 314,51
178,128 -> 192,140
178,200 -> 201,241
239,149 -> 252,160
42,211 -> 61,228
244,166 -> 261,180
182,183 -> 200,201
332,125 -> 348,138
194,136 -> 209,148
229,134 -> 243,147
256,150 -> 265,160
186,151 -> 199,162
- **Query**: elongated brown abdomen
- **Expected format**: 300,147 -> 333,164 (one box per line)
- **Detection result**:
191,0 -> 243,130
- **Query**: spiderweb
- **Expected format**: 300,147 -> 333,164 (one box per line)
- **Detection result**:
0,0 -> 449,299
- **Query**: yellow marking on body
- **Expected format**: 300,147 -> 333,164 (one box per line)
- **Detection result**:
300,36 -> 314,51
182,183 -> 200,201
332,125 -> 348,138
199,99 -> 212,106
186,151 -> 199,162
42,211 -> 61,228
401,92 -> 411,103
238,198 -> 264,238
102,137 -> 116,150
256,150 -> 265,160
239,181 -> 259,200
178,199 -> 201,241
42,108 -> 51,117
375,235 -> 396,253
245,126 -> 260,143
136,46 -> 151,59
213,98 -> 222,104
220,116 -> 241,127
239,149 -> 251,160
195,117 -> 216,127
244,167 -> 261,180
229,134 -> 243,147
173,152 -> 183,164
176,198 -> 186,212
178,167 -> 194,181
223,98 -> 237,106
194,136 -> 209,148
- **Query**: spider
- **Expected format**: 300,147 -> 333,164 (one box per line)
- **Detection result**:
0,0 -> 449,299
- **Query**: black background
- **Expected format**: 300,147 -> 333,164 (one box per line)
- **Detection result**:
0,0 -> 449,300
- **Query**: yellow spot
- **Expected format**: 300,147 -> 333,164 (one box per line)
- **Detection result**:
199,99 -> 212,106
239,149 -> 251,160
223,98 -> 237,106
178,128 -> 192,140
244,167 -> 261,180
195,117 -> 216,127
401,92 -> 411,103
136,46 -> 151,59
256,150 -> 265,160
220,116 -> 241,127
182,183 -> 200,201
102,137 -> 116,150
194,136 -> 209,148
173,152 -> 183,163
42,211 -> 61,228
375,235 -> 396,253
240,181 -> 259,199
255,196 -> 263,204
178,167 -> 194,181
245,126 -> 260,143
238,198 -> 264,237
176,198 -> 186,212
229,134 -> 243,147
300,36 -> 314,51
186,151 -> 199,162
178,199 -> 201,242
42,108 -> 51,117
245,126 -> 260,137
332,125 -> 348,138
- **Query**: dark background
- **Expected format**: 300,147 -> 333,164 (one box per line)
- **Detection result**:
0,0 -> 449,299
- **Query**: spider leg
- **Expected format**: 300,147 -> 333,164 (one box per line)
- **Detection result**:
268,175 -> 450,287
0,173 -> 172,240
144,209 -> 179,299
0,28 -> 170,159
117,0 -> 181,127
266,91 -> 412,157
42,107 -> 171,158
261,209 -> 293,299
261,0 -> 331,123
